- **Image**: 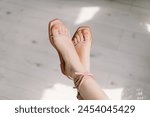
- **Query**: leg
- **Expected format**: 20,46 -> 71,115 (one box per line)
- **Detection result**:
72,27 -> 92,99
75,74 -> 109,100
48,19 -> 85,78
48,19 -> 109,100
72,26 -> 92,72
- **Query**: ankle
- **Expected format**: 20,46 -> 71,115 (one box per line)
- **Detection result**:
72,68 -> 87,79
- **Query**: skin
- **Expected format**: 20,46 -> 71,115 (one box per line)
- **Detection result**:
72,28 -> 109,100
72,27 -> 92,100
72,26 -> 92,72
48,19 -> 86,78
48,19 -> 109,100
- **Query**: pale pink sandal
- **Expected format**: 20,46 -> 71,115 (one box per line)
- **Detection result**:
48,19 -> 72,80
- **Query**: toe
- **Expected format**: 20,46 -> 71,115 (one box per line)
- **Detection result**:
83,29 -> 91,41
61,25 -> 66,34
78,31 -> 84,42
49,19 -> 61,34
51,24 -> 60,36
58,24 -> 70,37
64,27 -> 67,34
49,19 -> 69,37
74,37 -> 78,45
65,27 -> 70,36
75,33 -> 80,43
60,24 -> 64,34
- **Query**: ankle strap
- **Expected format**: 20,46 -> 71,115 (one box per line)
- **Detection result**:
73,72 -> 94,89
73,72 -> 94,100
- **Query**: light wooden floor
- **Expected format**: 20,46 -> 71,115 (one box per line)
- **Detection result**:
0,0 -> 150,100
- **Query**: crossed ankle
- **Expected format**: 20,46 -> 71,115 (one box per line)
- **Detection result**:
73,72 -> 94,89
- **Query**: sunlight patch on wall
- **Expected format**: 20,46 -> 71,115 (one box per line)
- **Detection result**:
104,88 -> 123,100
41,83 -> 76,100
145,23 -> 150,32
41,83 -> 123,100
75,6 -> 100,25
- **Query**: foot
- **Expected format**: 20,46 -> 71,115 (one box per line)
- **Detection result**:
48,19 -> 85,78
72,26 -> 92,72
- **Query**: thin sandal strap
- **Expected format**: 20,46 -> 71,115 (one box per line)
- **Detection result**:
73,72 -> 94,100
74,72 -> 93,89
67,76 -> 73,80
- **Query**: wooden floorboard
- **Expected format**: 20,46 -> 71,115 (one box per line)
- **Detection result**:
0,0 -> 150,99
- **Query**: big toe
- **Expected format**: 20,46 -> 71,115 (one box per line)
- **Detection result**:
49,19 -> 63,36
51,24 -> 61,36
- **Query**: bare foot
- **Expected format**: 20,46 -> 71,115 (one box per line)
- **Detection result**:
48,19 -> 85,78
72,26 -> 92,72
